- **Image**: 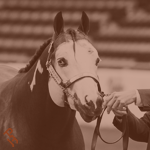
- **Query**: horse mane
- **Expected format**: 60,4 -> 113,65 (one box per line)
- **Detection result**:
19,38 -> 52,73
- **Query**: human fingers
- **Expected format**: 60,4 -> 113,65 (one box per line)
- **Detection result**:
117,102 -> 126,111
112,100 -> 120,110
106,97 -> 117,114
102,93 -> 114,109
113,109 -> 127,117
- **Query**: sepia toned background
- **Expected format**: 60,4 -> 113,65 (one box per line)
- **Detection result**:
0,0 -> 149,149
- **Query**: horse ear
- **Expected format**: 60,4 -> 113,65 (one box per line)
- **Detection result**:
78,11 -> 90,35
53,12 -> 64,36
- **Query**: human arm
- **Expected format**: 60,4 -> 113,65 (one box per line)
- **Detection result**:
103,89 -> 150,114
137,89 -> 150,111
113,109 -> 150,142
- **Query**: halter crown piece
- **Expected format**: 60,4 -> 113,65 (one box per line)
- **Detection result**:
46,39 -> 129,150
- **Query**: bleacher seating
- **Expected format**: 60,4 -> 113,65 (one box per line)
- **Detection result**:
0,0 -> 150,67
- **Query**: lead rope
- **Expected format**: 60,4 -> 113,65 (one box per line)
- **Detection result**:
91,95 -> 129,150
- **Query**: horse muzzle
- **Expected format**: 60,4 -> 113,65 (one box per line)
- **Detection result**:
74,93 -> 104,122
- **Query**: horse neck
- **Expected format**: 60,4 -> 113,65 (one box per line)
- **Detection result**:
14,47 -> 76,140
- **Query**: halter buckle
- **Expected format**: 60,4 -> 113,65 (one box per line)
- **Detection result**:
47,64 -> 62,85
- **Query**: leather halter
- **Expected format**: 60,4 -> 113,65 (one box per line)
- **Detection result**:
46,41 -> 129,150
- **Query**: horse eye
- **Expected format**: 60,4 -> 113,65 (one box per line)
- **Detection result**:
95,58 -> 100,66
58,58 -> 68,67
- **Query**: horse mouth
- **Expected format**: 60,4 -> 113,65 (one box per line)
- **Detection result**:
74,101 -> 103,123
72,93 -> 103,122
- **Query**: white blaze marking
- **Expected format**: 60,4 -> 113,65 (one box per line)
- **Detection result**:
30,60 -> 43,91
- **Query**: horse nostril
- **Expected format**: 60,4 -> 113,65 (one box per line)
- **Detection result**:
85,95 -> 88,103
97,95 -> 103,106
85,95 -> 95,111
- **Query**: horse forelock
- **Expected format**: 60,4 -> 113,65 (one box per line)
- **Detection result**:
53,28 -> 89,49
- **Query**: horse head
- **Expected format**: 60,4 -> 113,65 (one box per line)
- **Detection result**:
47,12 -> 103,122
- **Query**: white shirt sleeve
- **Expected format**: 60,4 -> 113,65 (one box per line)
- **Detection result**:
135,90 -> 143,106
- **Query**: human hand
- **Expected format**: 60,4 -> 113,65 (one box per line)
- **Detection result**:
112,107 -> 127,117
102,90 -> 136,114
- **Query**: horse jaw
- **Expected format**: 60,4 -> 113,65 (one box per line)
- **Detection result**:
48,78 -> 65,107
48,77 -> 77,110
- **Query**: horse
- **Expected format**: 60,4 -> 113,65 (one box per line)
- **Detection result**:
0,12 -> 104,150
